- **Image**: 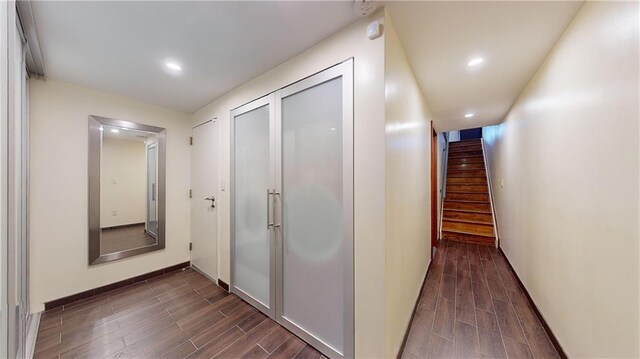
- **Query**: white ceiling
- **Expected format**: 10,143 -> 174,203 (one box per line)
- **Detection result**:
31,1 -> 359,113
387,1 -> 584,131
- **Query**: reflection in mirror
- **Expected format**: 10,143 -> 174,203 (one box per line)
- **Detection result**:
100,124 -> 158,255
89,116 -> 166,265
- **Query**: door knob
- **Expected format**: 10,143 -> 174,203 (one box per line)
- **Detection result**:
205,196 -> 216,208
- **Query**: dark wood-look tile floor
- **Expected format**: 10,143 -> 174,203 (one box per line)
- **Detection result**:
100,224 -> 157,255
35,268 -> 324,359
402,240 -> 560,359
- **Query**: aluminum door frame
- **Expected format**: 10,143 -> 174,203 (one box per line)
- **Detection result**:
274,59 -> 354,359
230,93 -> 277,319
146,142 -> 158,238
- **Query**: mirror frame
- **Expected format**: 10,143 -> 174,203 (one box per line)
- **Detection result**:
88,115 -> 167,265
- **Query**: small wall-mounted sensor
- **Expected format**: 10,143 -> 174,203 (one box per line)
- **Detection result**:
367,21 -> 382,40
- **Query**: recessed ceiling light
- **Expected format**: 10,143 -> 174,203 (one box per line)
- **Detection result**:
464,113 -> 475,118
165,62 -> 182,71
330,127 -> 336,131
467,57 -> 484,67
111,129 -> 119,133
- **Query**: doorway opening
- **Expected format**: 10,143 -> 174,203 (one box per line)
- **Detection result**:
431,122 -> 439,255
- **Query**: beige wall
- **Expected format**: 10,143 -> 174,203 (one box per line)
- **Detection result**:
190,11 -> 387,357
483,2 -> 639,357
29,78 -> 191,312
100,136 -> 146,228
383,12 -> 434,357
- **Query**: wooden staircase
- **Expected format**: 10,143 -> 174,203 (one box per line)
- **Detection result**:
442,139 -> 496,246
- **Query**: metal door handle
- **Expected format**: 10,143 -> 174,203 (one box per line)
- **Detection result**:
205,196 -> 216,208
274,191 -> 281,228
267,189 -> 274,229
152,183 -> 156,201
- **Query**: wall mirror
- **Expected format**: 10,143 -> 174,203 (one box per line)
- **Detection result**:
88,115 -> 166,265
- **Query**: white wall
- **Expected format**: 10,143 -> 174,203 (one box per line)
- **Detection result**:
100,137 -> 146,227
29,78 -> 191,312
190,11 -> 387,357
483,2 -> 639,357
384,11 -> 434,357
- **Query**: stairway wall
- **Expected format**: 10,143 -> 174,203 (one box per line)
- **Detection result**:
483,2 -> 639,357
384,11 -> 435,358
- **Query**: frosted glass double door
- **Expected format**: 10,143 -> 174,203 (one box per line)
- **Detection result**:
231,61 -> 353,359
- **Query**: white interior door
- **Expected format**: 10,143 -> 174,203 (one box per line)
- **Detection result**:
190,120 -> 218,280
231,95 -> 276,318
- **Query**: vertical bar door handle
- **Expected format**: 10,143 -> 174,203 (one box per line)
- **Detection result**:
274,192 -> 281,228
267,189 -> 274,229
152,183 -> 156,201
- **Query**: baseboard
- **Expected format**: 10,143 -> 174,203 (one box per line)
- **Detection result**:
498,247 -> 568,359
217,278 -> 230,292
25,311 -> 41,359
397,259 -> 433,358
43,261 -> 190,310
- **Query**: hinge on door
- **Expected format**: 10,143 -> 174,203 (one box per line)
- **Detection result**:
189,136 -> 193,145
189,189 -> 192,198
189,242 -> 192,251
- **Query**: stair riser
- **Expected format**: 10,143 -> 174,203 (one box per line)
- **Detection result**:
448,156 -> 485,165
446,193 -> 490,202
448,170 -> 486,177
449,145 -> 482,153
447,177 -> 487,185
450,139 -> 481,146
442,220 -> 494,236
443,210 -> 493,224
442,232 -> 495,246
449,150 -> 484,158
444,201 -> 492,212
447,185 -> 488,193
448,163 -> 485,170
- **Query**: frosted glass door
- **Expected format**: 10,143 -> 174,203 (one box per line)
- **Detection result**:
276,61 -> 353,358
231,95 -> 275,316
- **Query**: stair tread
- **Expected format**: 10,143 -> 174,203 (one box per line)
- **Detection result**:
445,238 -> 495,247
442,227 -> 495,238
443,205 -> 492,214
447,166 -> 486,170
450,147 -> 482,152
442,215 -> 493,224
450,146 -> 482,151
444,199 -> 490,204
450,139 -> 481,145
446,195 -> 489,201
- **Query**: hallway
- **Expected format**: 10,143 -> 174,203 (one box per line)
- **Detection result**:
1,1 -> 638,358
402,240 -> 559,359
34,268 -> 321,359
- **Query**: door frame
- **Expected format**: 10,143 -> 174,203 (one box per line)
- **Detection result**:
431,122 -> 439,254
229,93 -> 277,319
190,118 -> 220,281
274,59 -> 354,359
145,141 -> 158,238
